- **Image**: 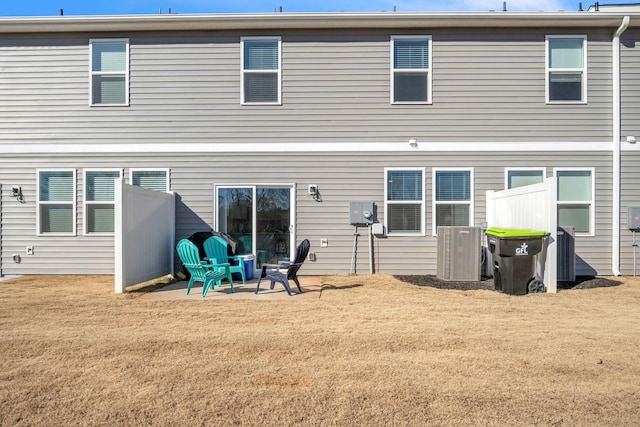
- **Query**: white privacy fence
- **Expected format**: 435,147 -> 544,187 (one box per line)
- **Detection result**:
114,179 -> 175,293
486,178 -> 558,293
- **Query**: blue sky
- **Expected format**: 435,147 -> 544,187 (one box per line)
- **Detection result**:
1,0 -> 588,17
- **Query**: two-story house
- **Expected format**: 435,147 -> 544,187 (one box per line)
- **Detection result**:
1,9 -> 640,279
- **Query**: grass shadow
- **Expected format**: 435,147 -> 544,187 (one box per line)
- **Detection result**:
125,275 -> 178,294
322,283 -> 365,290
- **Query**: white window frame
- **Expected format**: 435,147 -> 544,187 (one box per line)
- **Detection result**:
432,168 -> 474,236
129,168 -> 170,192
545,35 -> 587,104
83,168 -> 123,236
384,167 -> 426,236
554,167 -> 595,236
390,35 -> 433,105
215,183 -> 296,257
505,167 -> 546,190
241,36 -> 282,105
37,169 -> 77,236
89,38 -> 130,107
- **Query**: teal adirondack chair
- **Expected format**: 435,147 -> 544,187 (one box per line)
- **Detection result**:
176,239 -> 233,297
203,236 -> 247,285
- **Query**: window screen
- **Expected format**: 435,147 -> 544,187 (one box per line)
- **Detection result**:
392,37 -> 431,103
131,170 -> 168,192
91,40 -> 128,105
38,170 -> 75,234
547,37 -> 585,102
85,171 -> 120,234
556,169 -> 593,234
242,38 -> 280,104
507,169 -> 545,189
385,169 -> 424,234
434,170 -> 472,229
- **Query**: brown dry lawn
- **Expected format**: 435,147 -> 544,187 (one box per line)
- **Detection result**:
1,274 -> 639,426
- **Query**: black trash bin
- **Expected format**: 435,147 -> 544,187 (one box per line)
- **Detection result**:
485,227 -> 550,295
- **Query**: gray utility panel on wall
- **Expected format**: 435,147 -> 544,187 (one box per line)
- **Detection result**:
628,207 -> 640,230
349,201 -> 375,226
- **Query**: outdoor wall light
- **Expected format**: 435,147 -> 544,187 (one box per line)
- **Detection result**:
627,135 -> 637,144
11,187 -> 25,203
308,184 -> 321,202
408,138 -> 418,148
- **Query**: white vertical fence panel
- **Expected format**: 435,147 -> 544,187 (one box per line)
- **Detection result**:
0,183 -> 2,277
486,178 -> 558,293
114,179 -> 175,293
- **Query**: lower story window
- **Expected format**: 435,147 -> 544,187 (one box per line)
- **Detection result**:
130,169 -> 169,192
433,169 -> 473,233
84,170 -> 122,234
506,168 -> 545,189
384,168 -> 425,235
556,169 -> 594,235
37,169 -> 76,235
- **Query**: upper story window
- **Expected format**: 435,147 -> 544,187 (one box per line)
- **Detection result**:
241,37 -> 281,105
555,168 -> 594,236
37,169 -> 76,235
84,169 -> 122,235
546,36 -> 587,103
90,39 -> 129,106
506,168 -> 545,189
384,168 -> 425,236
391,36 -> 432,104
130,169 -> 170,192
433,169 -> 473,234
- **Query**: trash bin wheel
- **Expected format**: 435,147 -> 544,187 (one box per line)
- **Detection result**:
528,279 -> 546,293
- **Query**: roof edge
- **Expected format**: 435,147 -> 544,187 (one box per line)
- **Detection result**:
0,12 -> 637,33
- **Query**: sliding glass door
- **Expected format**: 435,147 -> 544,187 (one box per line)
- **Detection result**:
216,185 -> 293,266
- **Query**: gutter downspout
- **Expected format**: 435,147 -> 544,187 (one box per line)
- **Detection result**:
612,15 -> 630,276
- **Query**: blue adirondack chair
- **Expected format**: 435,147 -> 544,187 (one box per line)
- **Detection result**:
256,239 -> 310,296
203,236 -> 246,285
176,239 -> 233,297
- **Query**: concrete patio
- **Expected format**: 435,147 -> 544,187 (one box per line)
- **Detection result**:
135,275 -> 323,301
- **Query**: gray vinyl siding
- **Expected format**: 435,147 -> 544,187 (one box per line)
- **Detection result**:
621,153 -> 640,275
0,151 -> 613,277
0,25 -> 625,278
620,29 -> 640,276
621,29 -> 640,139
0,29 -> 614,146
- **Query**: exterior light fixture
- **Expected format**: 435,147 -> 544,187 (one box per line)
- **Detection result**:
12,187 -> 25,203
627,135 -> 637,143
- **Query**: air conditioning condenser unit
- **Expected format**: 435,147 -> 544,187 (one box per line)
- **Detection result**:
557,226 -> 576,282
437,226 -> 481,281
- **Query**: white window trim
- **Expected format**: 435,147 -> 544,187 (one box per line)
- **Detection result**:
432,168 -> 474,236
240,36 -> 282,105
390,35 -> 433,105
554,167 -> 595,237
384,167 -> 426,237
504,167 -> 546,190
545,35 -> 587,104
89,38 -> 130,107
83,168 -> 123,236
36,168 -> 77,236
129,168 -> 170,192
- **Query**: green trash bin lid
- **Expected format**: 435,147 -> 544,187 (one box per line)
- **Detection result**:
485,227 -> 550,238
